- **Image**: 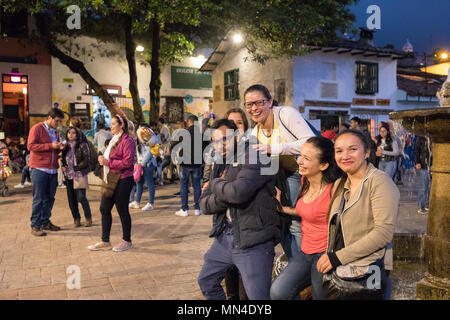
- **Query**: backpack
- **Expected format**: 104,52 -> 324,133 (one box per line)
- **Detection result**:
86,139 -> 98,172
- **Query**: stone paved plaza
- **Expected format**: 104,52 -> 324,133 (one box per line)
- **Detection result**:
0,171 -> 428,300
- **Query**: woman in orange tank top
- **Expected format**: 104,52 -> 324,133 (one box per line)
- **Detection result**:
270,137 -> 342,300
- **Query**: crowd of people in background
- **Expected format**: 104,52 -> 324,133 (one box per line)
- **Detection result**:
0,83 -> 433,300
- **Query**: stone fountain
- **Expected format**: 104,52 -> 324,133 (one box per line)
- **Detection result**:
389,68 -> 450,300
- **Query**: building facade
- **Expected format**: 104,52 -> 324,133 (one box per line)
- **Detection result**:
201,29 -> 404,132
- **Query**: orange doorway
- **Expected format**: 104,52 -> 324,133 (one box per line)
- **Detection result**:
2,74 -> 29,139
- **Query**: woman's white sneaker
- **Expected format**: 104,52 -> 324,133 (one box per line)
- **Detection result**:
129,201 -> 140,209
142,203 -> 154,211
175,209 -> 188,217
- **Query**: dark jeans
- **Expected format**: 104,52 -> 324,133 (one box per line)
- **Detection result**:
135,164 -> 155,204
30,169 -> 58,228
417,169 -> 430,210
100,176 -> 134,243
224,265 -> 248,300
198,224 -> 275,300
65,178 -> 92,220
270,250 -> 325,300
180,165 -> 202,211
21,165 -> 31,184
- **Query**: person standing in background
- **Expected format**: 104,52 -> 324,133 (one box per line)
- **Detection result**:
27,108 -> 65,236
415,135 -> 431,215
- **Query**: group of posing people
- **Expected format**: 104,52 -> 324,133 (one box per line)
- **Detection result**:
196,84 -> 400,300
23,83 -> 400,299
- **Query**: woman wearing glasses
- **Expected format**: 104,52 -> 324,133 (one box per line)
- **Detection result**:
244,84 -> 315,260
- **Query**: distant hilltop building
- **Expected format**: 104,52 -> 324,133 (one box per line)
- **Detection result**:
402,39 -> 414,53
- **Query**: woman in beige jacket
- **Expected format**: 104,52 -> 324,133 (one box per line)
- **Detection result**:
317,129 -> 400,299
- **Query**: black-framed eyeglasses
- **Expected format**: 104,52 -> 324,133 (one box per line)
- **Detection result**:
244,100 -> 267,109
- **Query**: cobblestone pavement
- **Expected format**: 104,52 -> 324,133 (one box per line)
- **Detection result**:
0,170 -> 428,300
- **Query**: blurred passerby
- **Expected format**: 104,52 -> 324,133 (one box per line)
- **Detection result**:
415,136 -> 431,215
94,121 -> 112,154
375,124 -> 399,179
14,153 -> 32,189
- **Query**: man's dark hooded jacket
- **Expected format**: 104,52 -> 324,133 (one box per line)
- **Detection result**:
200,142 -> 281,250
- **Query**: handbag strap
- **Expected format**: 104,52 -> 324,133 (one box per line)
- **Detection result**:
332,194 -> 346,251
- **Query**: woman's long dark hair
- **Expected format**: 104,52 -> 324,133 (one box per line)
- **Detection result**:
65,126 -> 81,150
297,136 -> 342,203
376,124 -> 393,147
327,129 -> 371,221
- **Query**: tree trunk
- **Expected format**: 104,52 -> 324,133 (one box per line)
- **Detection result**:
149,18 -> 162,123
35,13 -> 126,119
124,15 -> 143,124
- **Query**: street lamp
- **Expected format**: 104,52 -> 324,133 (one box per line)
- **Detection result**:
232,33 -> 243,44
136,45 -> 144,52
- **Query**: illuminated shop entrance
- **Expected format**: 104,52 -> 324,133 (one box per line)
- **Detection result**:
2,74 -> 29,138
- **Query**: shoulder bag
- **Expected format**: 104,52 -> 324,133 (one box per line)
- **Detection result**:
323,195 -> 386,300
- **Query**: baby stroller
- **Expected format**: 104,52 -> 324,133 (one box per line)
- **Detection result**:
0,147 -> 11,197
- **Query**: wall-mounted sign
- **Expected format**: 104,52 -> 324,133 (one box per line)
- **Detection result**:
63,78 -> 74,83
352,98 -> 375,106
376,99 -> 390,106
171,66 -> 212,90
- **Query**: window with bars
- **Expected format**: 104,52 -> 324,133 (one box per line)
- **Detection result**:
355,61 -> 378,94
224,69 -> 239,101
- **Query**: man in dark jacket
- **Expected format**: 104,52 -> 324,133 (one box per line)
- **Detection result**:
415,135 -> 431,214
198,119 -> 281,300
172,115 -> 207,216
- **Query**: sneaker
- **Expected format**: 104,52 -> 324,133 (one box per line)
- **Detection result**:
58,184 -> 66,189
129,201 -> 140,209
88,241 -> 112,251
74,219 -> 81,228
417,208 -> 428,215
175,209 -> 188,217
24,181 -> 32,187
194,209 -> 202,216
42,222 -> 61,231
425,207 -> 430,212
112,240 -> 133,252
159,181 -> 164,186
142,203 -> 154,211
14,183 -> 24,189
31,227 -> 46,237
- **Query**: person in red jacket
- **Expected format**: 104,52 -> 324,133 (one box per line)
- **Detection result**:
27,108 -> 65,236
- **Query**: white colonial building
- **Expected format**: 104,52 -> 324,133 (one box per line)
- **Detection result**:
200,29 -> 405,132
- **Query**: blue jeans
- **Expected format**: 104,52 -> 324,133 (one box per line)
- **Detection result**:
135,164 -> 156,204
21,165 -> 31,184
270,250 -> 325,300
198,224 -> 275,300
417,169 -> 430,210
30,169 -> 58,228
282,172 -> 302,260
180,165 -> 202,211
289,220 -> 302,258
379,160 -> 396,179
